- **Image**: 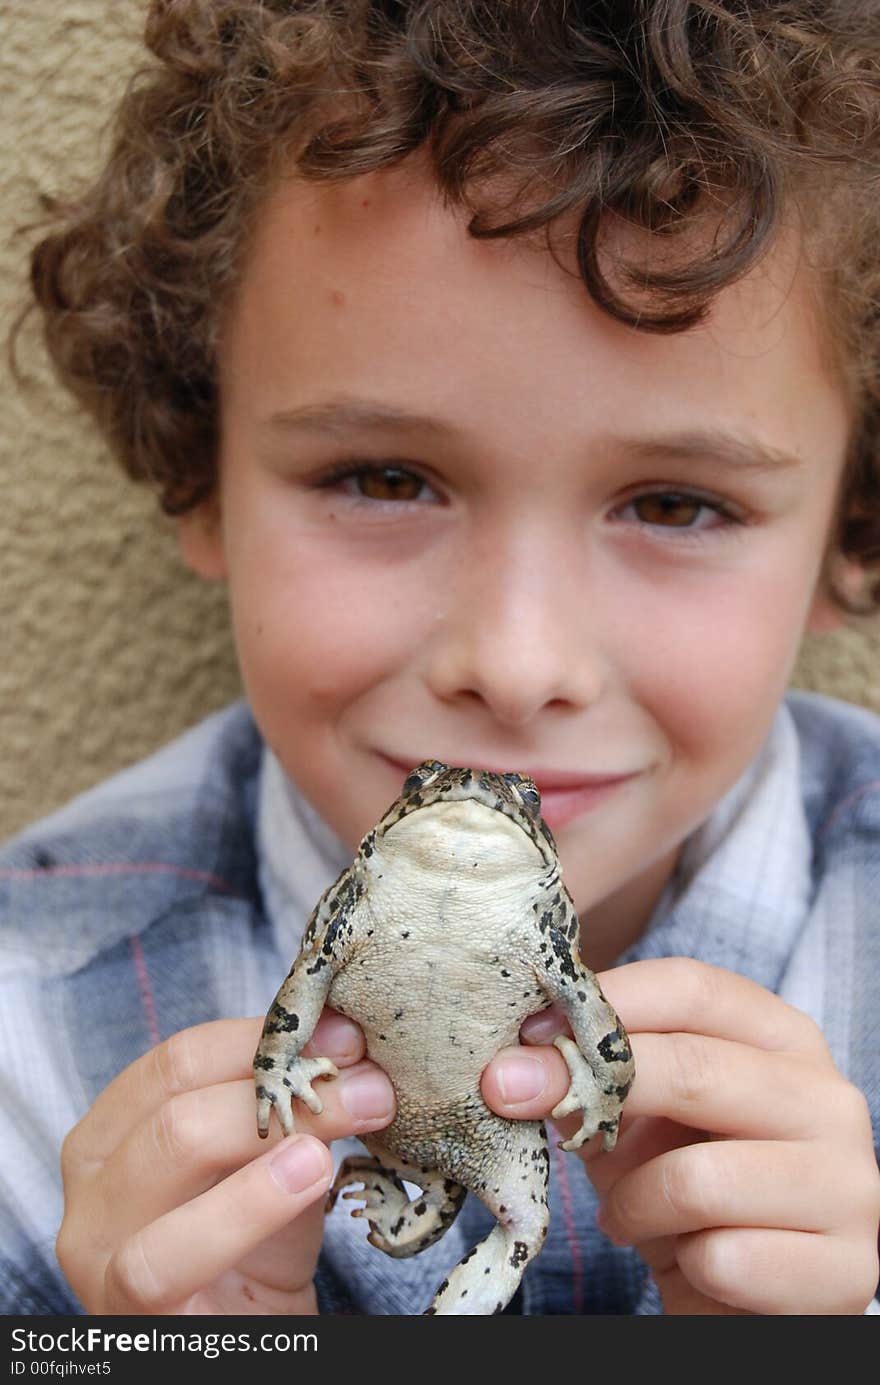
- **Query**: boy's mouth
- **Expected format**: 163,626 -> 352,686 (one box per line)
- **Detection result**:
378,755 -> 639,831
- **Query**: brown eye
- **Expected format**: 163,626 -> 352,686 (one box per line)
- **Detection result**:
632,493 -> 704,527
356,467 -> 424,502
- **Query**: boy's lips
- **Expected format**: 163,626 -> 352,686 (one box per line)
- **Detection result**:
378,755 -> 640,830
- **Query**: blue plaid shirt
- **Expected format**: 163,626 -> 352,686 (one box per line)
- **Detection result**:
1,691 -> 878,1314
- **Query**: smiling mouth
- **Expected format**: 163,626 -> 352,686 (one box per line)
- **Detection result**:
379,754 -> 640,830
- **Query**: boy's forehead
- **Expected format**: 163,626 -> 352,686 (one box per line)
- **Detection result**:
221,159 -> 849,461
246,159 -> 812,335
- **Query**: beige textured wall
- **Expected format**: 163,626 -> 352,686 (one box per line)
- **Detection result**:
1,2 -> 878,843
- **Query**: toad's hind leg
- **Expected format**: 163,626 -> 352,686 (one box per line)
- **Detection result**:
427,1120 -> 550,1315
326,1151 -> 466,1259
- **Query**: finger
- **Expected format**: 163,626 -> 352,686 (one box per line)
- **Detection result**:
70,1010 -> 365,1163
642,1258 -> 752,1315
619,1032 -> 859,1140
104,1133 -> 333,1313
675,1227 -> 880,1315
587,1116 -> 704,1197
591,959 -> 831,1060
480,1044 -> 570,1119
596,1138 -> 870,1247
92,1061 -> 395,1236
487,1027 -> 853,1146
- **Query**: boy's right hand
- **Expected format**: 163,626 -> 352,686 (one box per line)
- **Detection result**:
56,1013 -> 395,1314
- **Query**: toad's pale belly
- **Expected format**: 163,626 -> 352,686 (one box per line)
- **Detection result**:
327,879 -> 550,1106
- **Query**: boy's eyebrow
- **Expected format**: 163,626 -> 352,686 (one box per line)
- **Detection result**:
264,396 -> 804,472
615,431 -> 804,474
265,398 -> 454,440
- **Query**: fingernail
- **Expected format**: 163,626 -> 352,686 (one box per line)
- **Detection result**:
521,1013 -> 563,1044
496,1054 -> 547,1104
269,1137 -> 329,1194
339,1067 -> 394,1121
309,1011 -> 361,1060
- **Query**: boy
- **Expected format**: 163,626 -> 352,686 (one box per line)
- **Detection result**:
3,0 -> 879,1315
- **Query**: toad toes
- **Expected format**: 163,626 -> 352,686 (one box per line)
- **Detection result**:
254,761 -> 634,1314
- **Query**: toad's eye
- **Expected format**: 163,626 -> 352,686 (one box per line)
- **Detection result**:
517,786 -> 541,817
504,774 -> 542,817
403,760 -> 448,795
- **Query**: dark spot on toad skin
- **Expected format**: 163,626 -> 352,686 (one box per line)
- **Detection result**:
598,1026 -> 633,1064
322,914 -> 345,955
266,1004 -> 299,1034
604,1077 -> 634,1099
414,1200 -> 427,1217
253,1054 -> 276,1072
549,928 -> 577,978
401,931 -> 410,939
577,990 -> 587,1001
306,956 -> 328,974
390,1215 -> 406,1238
509,1241 -> 529,1268
460,1247 -> 477,1264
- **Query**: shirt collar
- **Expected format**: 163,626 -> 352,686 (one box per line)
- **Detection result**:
257,750 -> 353,963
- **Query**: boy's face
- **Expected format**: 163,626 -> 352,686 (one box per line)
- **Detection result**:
182,161 -> 849,958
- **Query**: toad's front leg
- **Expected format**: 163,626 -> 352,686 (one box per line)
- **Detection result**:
254,868 -> 364,1135
254,961 -> 339,1136
534,897 -> 634,1152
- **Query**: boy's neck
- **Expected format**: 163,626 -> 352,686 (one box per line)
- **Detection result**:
578,847 -> 680,973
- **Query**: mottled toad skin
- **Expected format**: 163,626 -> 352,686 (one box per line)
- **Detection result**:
254,761 -> 634,1314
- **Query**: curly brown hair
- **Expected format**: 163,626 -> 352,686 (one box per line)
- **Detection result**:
18,0 -> 880,610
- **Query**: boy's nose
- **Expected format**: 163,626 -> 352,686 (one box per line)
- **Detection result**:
421,525 -> 608,729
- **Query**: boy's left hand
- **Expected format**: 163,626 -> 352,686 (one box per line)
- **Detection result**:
481,958 -> 880,1315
